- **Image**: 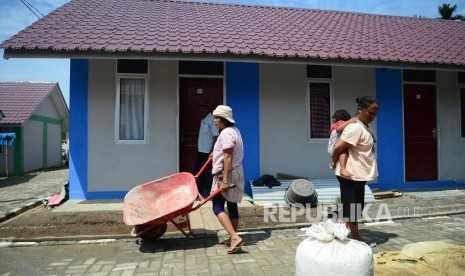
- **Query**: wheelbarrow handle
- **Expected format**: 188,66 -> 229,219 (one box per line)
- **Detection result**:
191,189 -> 222,211
194,156 -> 213,180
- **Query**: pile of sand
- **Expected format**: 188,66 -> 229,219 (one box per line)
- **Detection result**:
374,241 -> 465,275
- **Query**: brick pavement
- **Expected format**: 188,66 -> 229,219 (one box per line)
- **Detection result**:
1,167 -> 465,275
1,214 -> 464,275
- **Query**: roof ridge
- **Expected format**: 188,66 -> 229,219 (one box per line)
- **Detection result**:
0,81 -> 57,84
163,0 -> 440,20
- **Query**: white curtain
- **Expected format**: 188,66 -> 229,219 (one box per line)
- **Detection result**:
119,78 -> 145,140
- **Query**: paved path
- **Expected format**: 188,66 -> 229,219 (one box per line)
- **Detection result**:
1,168 -> 465,275
1,214 -> 464,275
0,168 -> 68,221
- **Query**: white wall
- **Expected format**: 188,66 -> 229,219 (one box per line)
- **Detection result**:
87,59 -> 178,191
34,96 -> 60,118
437,70 -> 465,180
23,120 -> 43,172
47,123 -> 62,168
24,121 -> 61,171
259,63 -> 376,179
35,96 -> 62,170
23,96 -> 63,172
83,59 -> 465,193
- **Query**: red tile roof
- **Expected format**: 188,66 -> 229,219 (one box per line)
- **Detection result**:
0,82 -> 57,125
1,0 -> 465,68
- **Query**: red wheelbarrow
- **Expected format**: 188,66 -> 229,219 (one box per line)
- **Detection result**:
123,158 -> 221,240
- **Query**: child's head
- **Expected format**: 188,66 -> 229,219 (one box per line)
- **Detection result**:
332,109 -> 351,121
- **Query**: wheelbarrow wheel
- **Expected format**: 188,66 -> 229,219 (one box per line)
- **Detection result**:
132,223 -> 168,240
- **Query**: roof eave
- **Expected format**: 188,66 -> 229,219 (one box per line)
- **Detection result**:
0,123 -> 23,127
3,48 -> 465,71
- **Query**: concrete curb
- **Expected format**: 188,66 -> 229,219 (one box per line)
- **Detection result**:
0,200 -> 43,224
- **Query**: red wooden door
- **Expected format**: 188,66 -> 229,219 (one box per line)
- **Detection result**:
403,84 -> 437,181
179,78 -> 223,173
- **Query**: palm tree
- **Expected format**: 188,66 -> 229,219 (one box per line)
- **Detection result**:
437,3 -> 464,20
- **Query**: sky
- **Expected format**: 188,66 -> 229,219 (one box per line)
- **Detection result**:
1,0 -> 464,107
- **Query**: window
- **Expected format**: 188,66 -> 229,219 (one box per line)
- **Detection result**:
116,77 -> 147,142
459,72 -> 465,84
307,65 -> 332,79
460,88 -> 465,138
403,69 -> 436,82
460,72 -> 465,138
116,60 -> 148,143
309,82 -> 331,139
118,60 -> 148,74
179,61 -> 224,75
458,72 -> 465,138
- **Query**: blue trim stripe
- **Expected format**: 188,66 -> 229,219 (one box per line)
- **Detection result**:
69,59 -> 89,199
376,68 -> 405,188
80,191 -> 128,200
370,180 -> 464,191
226,62 -> 260,198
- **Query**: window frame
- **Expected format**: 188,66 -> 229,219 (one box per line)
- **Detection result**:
115,74 -> 149,144
307,80 -> 333,141
460,85 -> 465,140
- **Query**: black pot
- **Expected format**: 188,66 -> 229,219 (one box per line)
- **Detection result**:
284,179 -> 318,206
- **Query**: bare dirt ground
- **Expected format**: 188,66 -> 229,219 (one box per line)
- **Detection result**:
0,204 -> 309,240
2,193 -> 459,240
0,206 -> 132,239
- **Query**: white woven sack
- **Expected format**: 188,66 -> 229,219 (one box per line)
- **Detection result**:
296,220 -> 373,276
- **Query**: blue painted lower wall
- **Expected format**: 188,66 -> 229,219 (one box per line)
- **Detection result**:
225,62 -> 260,198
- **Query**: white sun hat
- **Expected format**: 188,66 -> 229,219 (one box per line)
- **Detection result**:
212,105 -> 235,123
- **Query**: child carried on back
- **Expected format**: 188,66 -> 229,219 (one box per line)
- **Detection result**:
328,109 -> 356,177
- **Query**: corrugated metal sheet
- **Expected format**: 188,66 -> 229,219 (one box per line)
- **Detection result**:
251,178 -> 375,206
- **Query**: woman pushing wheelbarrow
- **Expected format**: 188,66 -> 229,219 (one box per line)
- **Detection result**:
210,105 -> 245,254
123,105 -> 245,254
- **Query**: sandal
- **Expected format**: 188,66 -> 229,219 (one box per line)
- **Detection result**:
227,239 -> 244,254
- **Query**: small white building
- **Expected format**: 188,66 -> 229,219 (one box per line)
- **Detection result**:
0,82 -> 69,175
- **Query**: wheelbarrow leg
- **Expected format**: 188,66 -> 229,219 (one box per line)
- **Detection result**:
170,214 -> 194,238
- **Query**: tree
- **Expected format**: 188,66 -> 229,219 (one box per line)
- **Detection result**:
437,3 -> 464,20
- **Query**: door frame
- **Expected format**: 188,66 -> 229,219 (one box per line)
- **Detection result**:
402,82 -> 438,181
177,75 -> 224,172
